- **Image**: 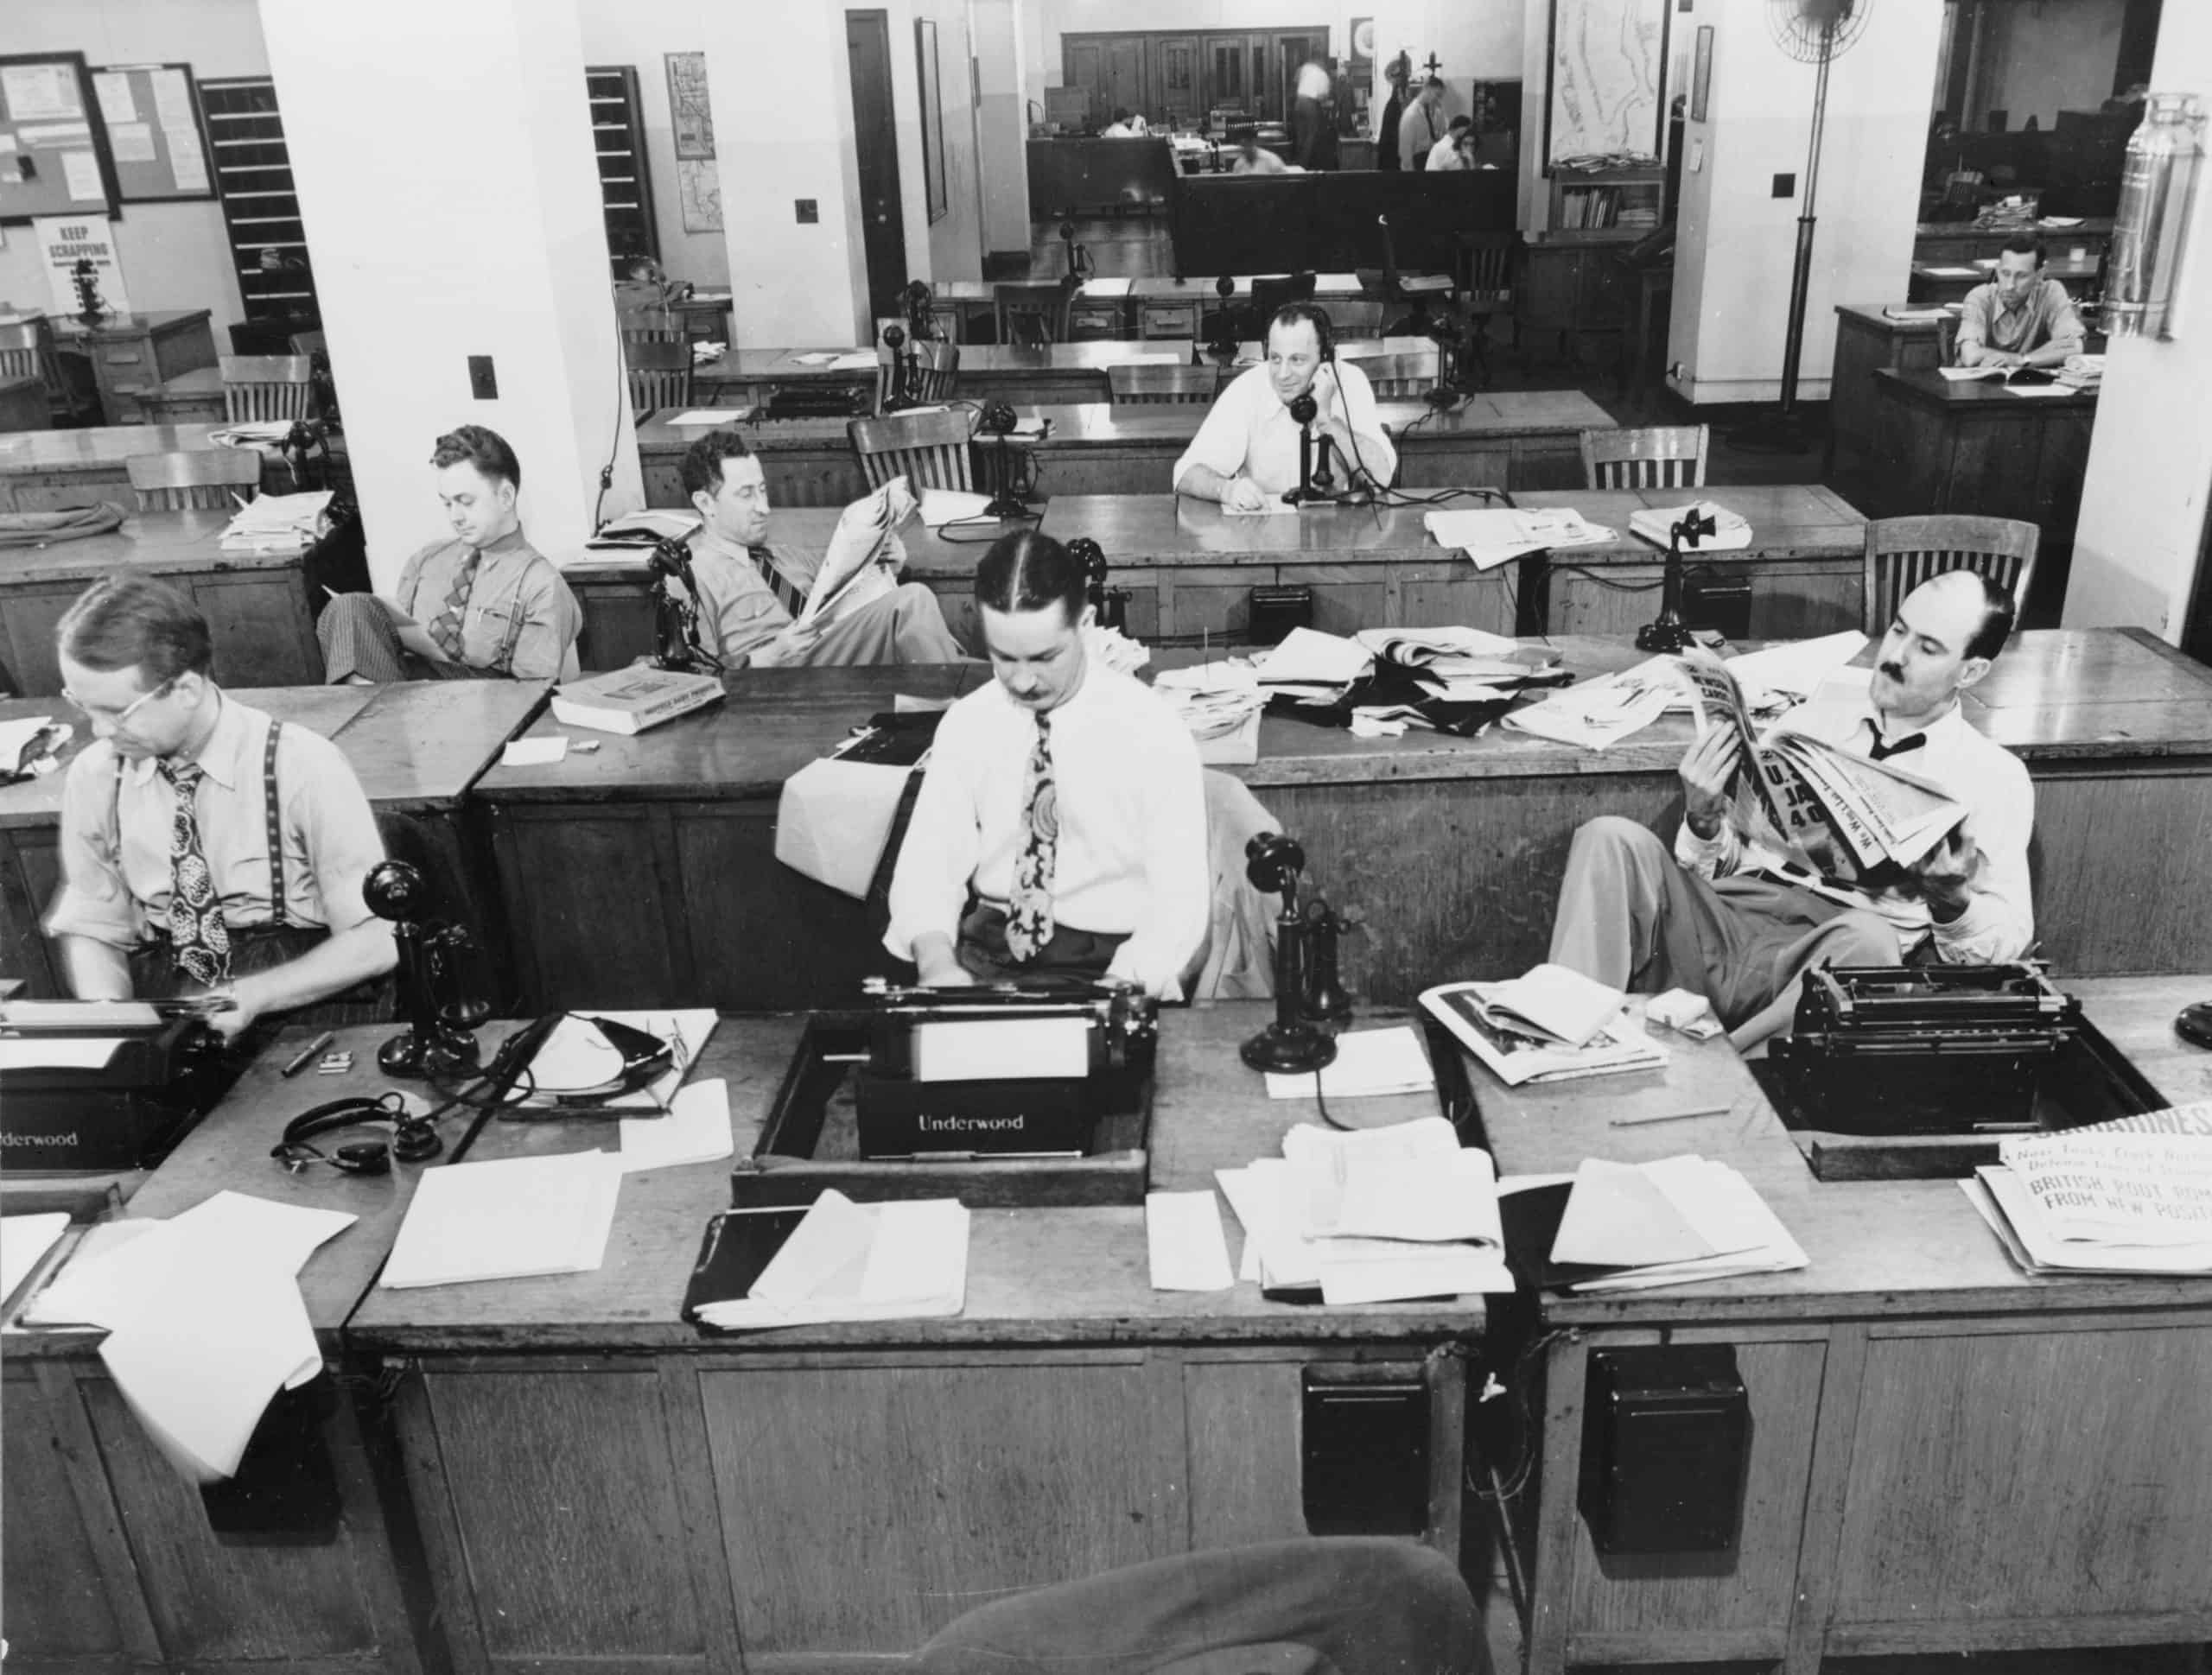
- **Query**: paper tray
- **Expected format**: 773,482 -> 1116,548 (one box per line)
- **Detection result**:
734,1013 -> 1153,1209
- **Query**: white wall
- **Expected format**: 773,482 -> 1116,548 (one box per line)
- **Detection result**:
1974,0 -> 2127,130
2063,3 -> 2212,638
1665,0 -> 1942,404
972,0 -> 1032,257
0,0 -> 265,330
918,0 -> 986,282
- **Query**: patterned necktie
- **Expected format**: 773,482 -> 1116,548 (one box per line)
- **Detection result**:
428,547 -> 480,662
158,760 -> 232,988
749,545 -> 807,619
1005,714 -> 1058,962
1866,721 -> 1927,761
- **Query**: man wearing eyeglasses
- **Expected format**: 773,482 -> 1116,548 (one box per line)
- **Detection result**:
43,574 -> 397,1042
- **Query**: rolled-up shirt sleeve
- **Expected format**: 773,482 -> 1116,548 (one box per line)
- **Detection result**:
1173,373 -> 1262,493
1929,755 -> 2035,964
883,707 -> 987,962
285,730 -> 388,935
43,749 -> 143,950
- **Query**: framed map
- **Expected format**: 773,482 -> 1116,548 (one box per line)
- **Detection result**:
665,51 -> 715,160
678,157 -> 721,232
1545,0 -> 1668,167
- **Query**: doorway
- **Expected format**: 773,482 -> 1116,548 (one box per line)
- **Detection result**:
846,10 -> 907,320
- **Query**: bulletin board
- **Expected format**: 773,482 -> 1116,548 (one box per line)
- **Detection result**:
89,62 -> 215,203
0,52 -> 122,225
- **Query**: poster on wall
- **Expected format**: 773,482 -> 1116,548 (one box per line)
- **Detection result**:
677,157 -> 722,232
666,52 -> 715,159
1546,0 -> 1669,166
32,213 -> 131,317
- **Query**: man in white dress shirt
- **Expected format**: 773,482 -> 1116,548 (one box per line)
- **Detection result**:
1547,569 -> 2036,1050
1172,304 -> 1398,511
885,530 -> 1209,998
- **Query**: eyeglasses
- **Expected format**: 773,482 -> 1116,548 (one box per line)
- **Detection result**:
60,675 -> 179,727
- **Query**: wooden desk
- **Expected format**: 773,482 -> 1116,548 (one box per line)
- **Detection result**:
0,375 -> 45,434
51,309 -> 218,425
0,509 -> 326,695
1486,974 -> 2212,1674
1870,366 -> 2096,620
1825,302 -> 1950,473
0,422 -> 340,513
634,390 -> 1612,510
668,290 -> 733,342
1907,255 -> 2099,307
567,486 -> 1865,670
134,365 -> 228,425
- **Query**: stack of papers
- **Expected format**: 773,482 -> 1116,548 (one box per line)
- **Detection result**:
1422,970 -> 1669,1087
380,1151 -> 624,1289
1354,627 -> 1562,701
208,421 -> 296,448
1503,663 -> 1675,749
1551,1155 -> 1806,1292
219,489 -> 332,553
1251,627 -> 1372,701
588,508 -> 702,549
1084,622 -> 1150,676
1883,305 -> 1955,322
1217,1116 -> 1513,1304
1964,1102 -> 2212,1276
1424,507 -> 1612,572
691,1190 -> 969,1329
1263,1025 -> 1436,1100
2056,352 -> 2105,391
1629,501 -> 1752,553
518,1009 -> 718,1110
23,1191 -> 357,1481
1151,658 -> 1266,765
690,339 -> 727,365
917,488 -> 996,529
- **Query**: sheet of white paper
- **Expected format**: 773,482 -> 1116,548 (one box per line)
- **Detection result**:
1079,276 -> 1134,297
893,693 -> 954,714
60,150 -> 105,203
1220,498 -> 1300,516
918,488 -> 995,528
2005,384 -> 2077,398
912,1016 -> 1090,1083
92,72 -> 138,125
828,351 -> 881,371
0,712 -> 59,765
1147,1191 -> 1236,1291
1216,1162 -> 1313,1287
162,127 -> 209,193
1499,1172 -> 1579,1196
664,409 -> 739,425
378,1151 -> 622,1289
859,1199 -> 969,1304
1318,1243 -> 1515,1305
1,1213 -> 71,1306
1328,1149 -> 1502,1245
752,1189 -> 876,1304
107,121 -> 157,162
0,1036 -> 123,1071
1265,1025 -> 1435,1100
1256,626 -> 1373,686
164,1190 -> 358,1279
20,1220 -> 171,1329
3,65 -> 84,122
500,736 -> 569,768
620,1078 -> 734,1172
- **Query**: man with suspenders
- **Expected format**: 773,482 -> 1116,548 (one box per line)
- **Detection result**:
45,575 -> 397,1041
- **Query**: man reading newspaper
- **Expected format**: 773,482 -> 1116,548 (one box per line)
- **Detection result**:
1547,570 -> 2035,1051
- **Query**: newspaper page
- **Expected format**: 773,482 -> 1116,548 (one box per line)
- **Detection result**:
798,477 -> 916,627
1996,1125 -> 2212,1244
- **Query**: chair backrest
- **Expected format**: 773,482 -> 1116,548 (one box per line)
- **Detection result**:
0,321 -> 40,384
623,324 -> 683,346
996,282 -> 1067,348
126,448 -> 264,511
625,338 -> 693,412
219,353 -> 315,423
1579,424 -> 1709,490
1459,231 -> 1518,308
876,339 -> 961,412
1343,348 -> 1436,400
849,406 -> 975,492
1862,514 -> 2040,638
1108,362 -> 1222,405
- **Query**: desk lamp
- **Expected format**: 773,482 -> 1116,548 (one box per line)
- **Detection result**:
1067,536 -> 1130,633
365,860 -> 484,1080
646,536 -> 721,673
978,400 -> 1040,519
1635,506 -> 1716,653
880,322 -> 921,413
1240,833 -> 1338,1075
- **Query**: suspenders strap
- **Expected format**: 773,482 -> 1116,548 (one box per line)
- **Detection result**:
263,719 -> 288,926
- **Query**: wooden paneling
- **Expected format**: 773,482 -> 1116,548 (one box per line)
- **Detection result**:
702,1361 -> 1173,1653
1828,1323 -> 2212,1629
2028,766 -> 2212,974
1182,1360 -> 1310,1549
3,1368 -> 134,1664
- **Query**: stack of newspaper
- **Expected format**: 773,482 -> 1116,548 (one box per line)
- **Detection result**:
1503,658 -> 1678,749
1421,964 -> 1668,1087
1550,1155 -> 1807,1292
1215,1115 -> 1513,1304
1628,500 -> 1752,552
1152,658 -> 1266,764
1965,1103 -> 2212,1276
219,489 -> 331,554
1423,506 -> 1612,572
1354,626 -> 1562,701
1251,627 -> 1373,702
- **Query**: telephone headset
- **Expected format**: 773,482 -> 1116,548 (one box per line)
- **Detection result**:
272,1092 -> 440,1176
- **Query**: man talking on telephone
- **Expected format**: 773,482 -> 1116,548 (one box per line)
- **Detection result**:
1173,303 -> 1397,511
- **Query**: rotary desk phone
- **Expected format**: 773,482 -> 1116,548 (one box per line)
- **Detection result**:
1239,832 -> 1351,1074
1065,536 -> 1129,634
646,536 -> 723,673
902,279 -> 937,344
1058,220 -> 1094,284
364,859 -> 486,1081
1636,505 -> 1717,653
880,322 -> 924,414
1281,390 -> 1370,510
1203,276 -> 1242,361
978,399 -> 1043,519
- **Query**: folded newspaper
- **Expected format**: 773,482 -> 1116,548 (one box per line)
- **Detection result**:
1675,644 -> 1966,884
798,477 -> 918,628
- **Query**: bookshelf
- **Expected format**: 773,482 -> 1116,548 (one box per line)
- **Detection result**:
1548,166 -> 1663,233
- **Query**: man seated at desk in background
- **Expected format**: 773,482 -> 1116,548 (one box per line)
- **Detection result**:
673,430 -> 967,667
317,424 -> 582,684
1547,570 -> 2035,1051
886,530 -> 1208,998
1173,302 -> 1397,512
1955,235 -> 2086,370
1398,77 -> 1447,172
613,255 -> 685,327
1426,116 -> 1478,172
1099,107 -> 1148,138
1228,127 -> 1291,175
44,575 -> 397,1042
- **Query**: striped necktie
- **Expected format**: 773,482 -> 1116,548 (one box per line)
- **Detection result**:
1005,714 -> 1058,962
748,545 -> 807,619
428,547 -> 480,662
158,759 -> 232,987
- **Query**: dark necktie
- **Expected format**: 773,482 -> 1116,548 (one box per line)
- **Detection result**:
1866,720 -> 1927,762
1005,714 -> 1058,962
749,545 -> 807,619
428,547 -> 480,662
158,759 -> 232,987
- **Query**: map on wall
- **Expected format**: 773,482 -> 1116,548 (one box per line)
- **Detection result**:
1547,0 -> 1666,165
666,51 -> 715,160
678,157 -> 722,232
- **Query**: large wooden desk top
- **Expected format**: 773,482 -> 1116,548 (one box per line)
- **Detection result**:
0,422 -> 227,478
1874,365 -> 2100,417
0,507 -> 311,585
696,337 -> 1444,385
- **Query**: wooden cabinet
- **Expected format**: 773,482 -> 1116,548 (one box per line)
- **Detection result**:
52,310 -> 218,426
1061,32 -> 1148,125
1153,36 -> 1200,130
1520,235 -> 1633,361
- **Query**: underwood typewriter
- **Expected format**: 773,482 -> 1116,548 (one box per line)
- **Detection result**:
0,999 -> 229,1171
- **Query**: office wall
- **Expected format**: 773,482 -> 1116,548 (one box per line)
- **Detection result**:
1665,0 -> 1942,405
973,0 -> 1032,257
917,0 -> 987,282
1973,0 -> 2128,130
0,0 -> 264,329
2063,1 -> 2212,637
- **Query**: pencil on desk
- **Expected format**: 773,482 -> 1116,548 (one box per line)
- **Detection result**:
1609,1104 -> 1733,1127
282,1031 -> 336,1078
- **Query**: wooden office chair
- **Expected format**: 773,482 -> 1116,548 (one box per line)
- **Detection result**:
849,407 -> 975,492
996,282 -> 1067,348
0,318 -> 99,426
0,327 -> 39,387
1459,231 -> 1520,383
1108,363 -> 1222,405
1344,349 -> 1437,399
623,323 -> 683,346
126,448 -> 264,511
1862,514 -> 2040,637
625,339 -> 694,413
219,354 -> 315,423
875,339 -> 961,414
1579,424 -> 1709,490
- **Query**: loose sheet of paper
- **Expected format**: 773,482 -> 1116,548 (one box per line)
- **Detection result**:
918,488 -> 995,528
379,1151 -> 623,1289
1265,1025 -> 1435,1100
0,1036 -> 123,1071
1,1213 -> 71,1305
499,736 -> 569,768
1146,1191 -> 1236,1291
108,122 -> 157,163
619,1078 -> 734,1172
665,409 -> 738,425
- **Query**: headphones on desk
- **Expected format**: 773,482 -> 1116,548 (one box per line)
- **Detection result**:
271,1092 -> 442,1176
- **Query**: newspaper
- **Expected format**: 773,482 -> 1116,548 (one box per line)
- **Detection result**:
798,477 -> 917,628
1675,645 -> 1965,883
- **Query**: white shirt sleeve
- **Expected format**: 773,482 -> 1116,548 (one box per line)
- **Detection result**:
1173,369 -> 1264,493
1929,750 -> 2036,963
883,702 -> 988,962
1102,714 -> 1211,997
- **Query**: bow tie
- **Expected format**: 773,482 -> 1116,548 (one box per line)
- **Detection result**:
1866,721 -> 1927,761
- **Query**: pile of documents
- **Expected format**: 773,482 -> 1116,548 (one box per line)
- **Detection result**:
1084,621 -> 1150,676
1965,1102 -> 2212,1276
1251,626 -> 1373,701
380,1150 -> 624,1289
1629,501 -> 1752,553
1550,1155 -> 1806,1292
1354,626 -> 1563,702
690,1190 -> 969,1329
2056,352 -> 2105,391
1423,506 -> 1612,572
1421,964 -> 1668,1087
1502,659 -> 1677,749
1217,1114 -> 1514,1304
1262,1023 -> 1437,1101
219,488 -> 331,554
1152,658 -> 1267,764
22,1190 -> 357,1481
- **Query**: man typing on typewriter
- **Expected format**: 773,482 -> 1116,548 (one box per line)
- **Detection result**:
44,576 -> 397,1042
1547,569 -> 2035,1051
885,530 -> 1209,998
676,430 -> 967,667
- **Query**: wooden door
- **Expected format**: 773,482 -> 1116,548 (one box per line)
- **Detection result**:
1104,35 -> 1147,124
1064,37 -> 1105,124
1154,35 -> 1199,129
845,10 -> 908,319
1201,33 -> 1264,123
